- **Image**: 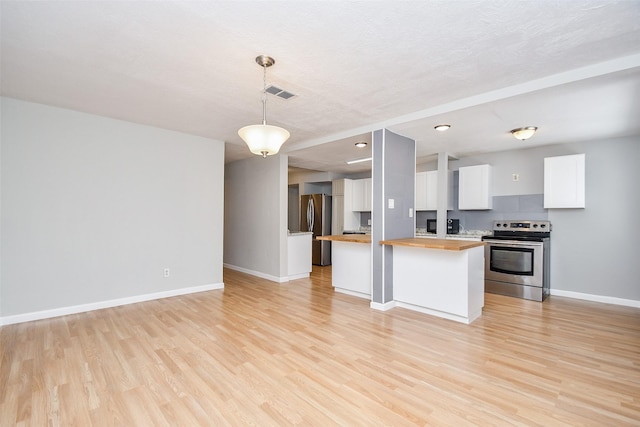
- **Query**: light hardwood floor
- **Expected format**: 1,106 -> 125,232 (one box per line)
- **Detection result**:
1,266 -> 639,426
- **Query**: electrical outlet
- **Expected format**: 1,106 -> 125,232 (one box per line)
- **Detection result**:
163,268 -> 170,278
512,173 -> 520,182
388,198 -> 395,209
367,219 -> 371,225
409,208 -> 414,218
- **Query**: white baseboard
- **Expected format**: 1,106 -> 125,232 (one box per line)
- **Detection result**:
0,282 -> 224,326
223,263 -> 288,283
395,301 -> 479,324
287,272 -> 310,281
334,287 -> 371,300
550,289 -> 640,308
370,300 -> 396,311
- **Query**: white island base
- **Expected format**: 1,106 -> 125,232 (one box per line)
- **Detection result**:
316,235 -> 372,299
391,244 -> 485,324
287,232 -> 312,280
331,240 -> 371,299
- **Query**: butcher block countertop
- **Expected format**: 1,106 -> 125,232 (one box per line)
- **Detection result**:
317,234 -> 371,244
380,238 -> 484,251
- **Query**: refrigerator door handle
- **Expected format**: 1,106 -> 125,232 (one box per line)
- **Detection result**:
308,198 -> 314,232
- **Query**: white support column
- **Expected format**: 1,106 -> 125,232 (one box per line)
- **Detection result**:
436,152 -> 449,238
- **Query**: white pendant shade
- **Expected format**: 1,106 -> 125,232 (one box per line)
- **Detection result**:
238,124 -> 290,157
238,55 -> 291,158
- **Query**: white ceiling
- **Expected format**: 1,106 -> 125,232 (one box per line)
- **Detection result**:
2,1 -> 640,174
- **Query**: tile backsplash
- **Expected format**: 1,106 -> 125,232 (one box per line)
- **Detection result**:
415,194 -> 547,232
360,194 -> 547,232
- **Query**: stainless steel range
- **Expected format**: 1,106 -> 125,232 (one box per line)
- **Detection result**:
481,220 -> 551,302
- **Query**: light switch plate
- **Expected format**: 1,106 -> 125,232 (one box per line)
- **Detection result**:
388,199 -> 395,209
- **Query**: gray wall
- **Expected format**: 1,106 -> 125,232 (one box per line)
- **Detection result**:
428,136 -> 639,301
1,97 -> 225,317
224,154 -> 288,280
371,129 -> 416,304
546,137 -> 639,300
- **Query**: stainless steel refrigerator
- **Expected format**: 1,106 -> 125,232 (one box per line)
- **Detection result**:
300,194 -> 332,266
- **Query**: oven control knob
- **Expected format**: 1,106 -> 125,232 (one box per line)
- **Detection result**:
502,223 -> 507,227
533,224 -> 538,228
496,223 -> 501,227
540,224 -> 546,228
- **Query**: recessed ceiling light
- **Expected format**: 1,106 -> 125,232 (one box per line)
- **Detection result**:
354,141 -> 367,148
510,126 -> 538,141
346,157 -> 372,165
434,124 -> 451,131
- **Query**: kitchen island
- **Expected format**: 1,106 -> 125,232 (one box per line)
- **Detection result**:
287,232 -> 312,280
317,234 -> 371,298
380,238 -> 485,324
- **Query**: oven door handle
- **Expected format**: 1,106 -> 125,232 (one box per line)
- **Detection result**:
484,240 -> 543,248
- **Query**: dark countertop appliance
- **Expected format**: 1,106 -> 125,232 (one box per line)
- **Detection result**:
482,220 -> 551,302
426,218 -> 459,234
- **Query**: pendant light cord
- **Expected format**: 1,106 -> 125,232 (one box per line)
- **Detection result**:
262,64 -> 267,126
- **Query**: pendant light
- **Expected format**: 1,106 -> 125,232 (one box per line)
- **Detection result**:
238,55 -> 290,158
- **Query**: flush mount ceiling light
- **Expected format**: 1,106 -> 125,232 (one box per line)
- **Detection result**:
354,142 -> 367,148
510,126 -> 538,141
434,124 -> 451,131
346,157 -> 372,165
238,55 -> 290,158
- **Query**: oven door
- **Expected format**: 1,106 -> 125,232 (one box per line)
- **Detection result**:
484,240 -> 544,287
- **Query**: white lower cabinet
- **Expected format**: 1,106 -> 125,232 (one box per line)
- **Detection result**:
287,233 -> 312,279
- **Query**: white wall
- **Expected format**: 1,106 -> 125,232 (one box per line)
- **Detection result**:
1,97 -> 225,319
224,154 -> 288,281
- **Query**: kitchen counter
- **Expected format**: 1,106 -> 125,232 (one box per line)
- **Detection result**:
288,231 -> 312,236
317,234 -> 371,244
382,238 -> 485,324
381,238 -> 484,251
317,234 -> 371,298
415,230 -> 491,241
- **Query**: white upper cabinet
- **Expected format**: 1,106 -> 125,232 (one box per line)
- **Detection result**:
332,179 -> 344,196
332,179 -> 360,232
415,172 -> 428,210
416,171 -> 453,211
544,154 -> 585,209
458,164 -> 492,210
352,178 -> 372,212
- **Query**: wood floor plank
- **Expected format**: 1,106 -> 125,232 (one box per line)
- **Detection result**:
1,265 -> 639,426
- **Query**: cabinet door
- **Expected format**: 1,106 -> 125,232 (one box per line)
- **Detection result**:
363,178 -> 372,211
544,154 -> 585,208
415,172 -> 428,210
458,164 -> 492,210
425,170 -> 438,210
332,179 -> 344,196
417,171 -> 453,211
351,179 -> 364,211
332,195 -> 344,234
